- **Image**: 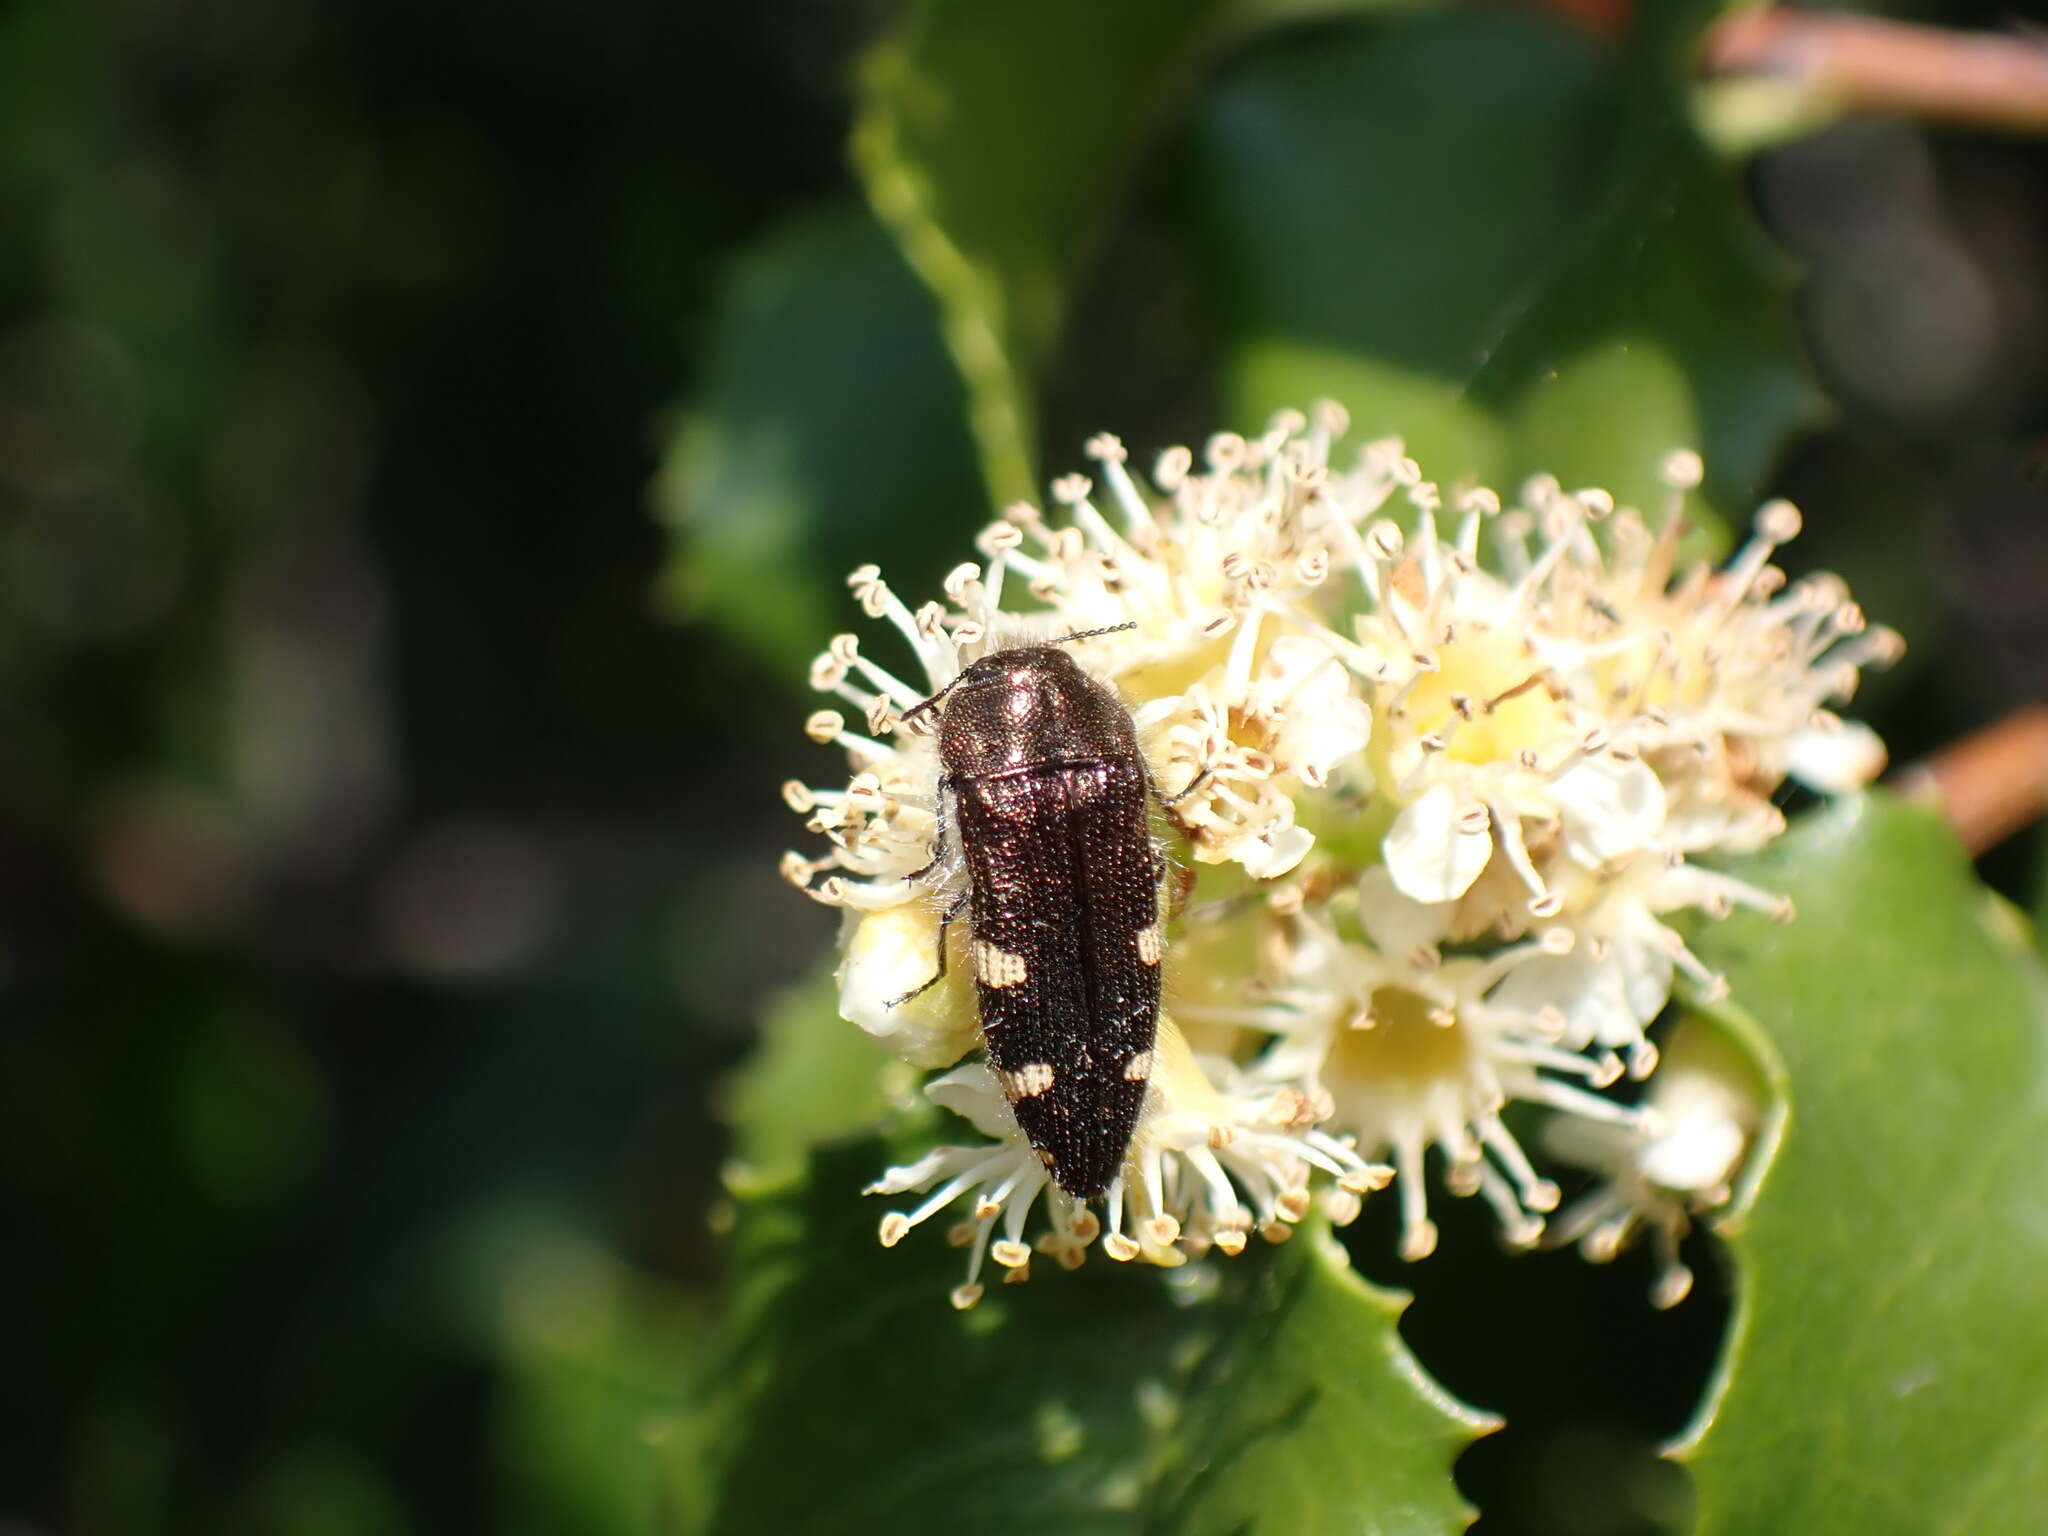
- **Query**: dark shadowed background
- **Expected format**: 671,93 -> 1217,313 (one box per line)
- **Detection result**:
1,1 -> 2042,1531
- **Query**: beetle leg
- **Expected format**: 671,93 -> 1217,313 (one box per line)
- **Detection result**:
885,888 -> 970,1008
898,781 -> 951,884
1161,768 -> 1214,809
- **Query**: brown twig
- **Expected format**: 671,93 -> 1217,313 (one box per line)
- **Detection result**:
1896,705 -> 2048,857
1701,9 -> 2048,137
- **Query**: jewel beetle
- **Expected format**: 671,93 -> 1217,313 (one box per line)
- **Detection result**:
895,632 -> 1163,1199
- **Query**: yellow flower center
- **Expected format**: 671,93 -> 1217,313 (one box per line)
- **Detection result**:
1398,627 -> 1566,765
1328,985 -> 1473,1087
1113,635 -> 1230,709
1591,607 -> 1710,716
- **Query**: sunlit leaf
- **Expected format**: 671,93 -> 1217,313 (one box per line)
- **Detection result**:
1678,793 -> 2048,1530
653,201 -> 982,672
689,1128 -> 1489,1534
1192,4 -> 1817,536
854,0 -> 1422,506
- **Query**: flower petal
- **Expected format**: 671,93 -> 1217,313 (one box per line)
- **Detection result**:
1240,821 -> 1315,879
837,905 -> 978,1069
1550,756 -> 1667,866
924,1061 -> 1020,1139
1783,718 -> 1886,793
1356,865 -> 1452,956
1384,785 -> 1491,902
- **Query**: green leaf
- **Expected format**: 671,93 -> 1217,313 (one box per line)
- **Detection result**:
1144,1227 -> 1494,1534
494,1236 -> 713,1536
1193,4 -> 1818,534
652,200 -> 984,673
2032,835 -> 2048,964
854,0 -> 1420,508
854,0 -> 1226,507
1678,793 -> 2048,1531
719,957 -> 894,1189
691,1135 -> 1490,1534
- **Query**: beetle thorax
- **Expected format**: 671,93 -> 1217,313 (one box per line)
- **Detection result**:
936,647 -> 1133,779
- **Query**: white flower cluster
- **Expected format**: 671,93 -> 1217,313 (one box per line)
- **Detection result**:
782,407 -> 1896,1308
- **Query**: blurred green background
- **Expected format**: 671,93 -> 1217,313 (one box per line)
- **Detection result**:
1,0 -> 2042,1532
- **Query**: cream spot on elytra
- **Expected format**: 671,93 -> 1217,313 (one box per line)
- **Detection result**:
974,941 -> 1028,987
1010,1062 -> 1056,1098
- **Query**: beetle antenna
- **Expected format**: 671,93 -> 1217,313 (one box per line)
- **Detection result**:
1053,621 -> 1139,647
903,623 -> 1136,723
901,673 -> 963,725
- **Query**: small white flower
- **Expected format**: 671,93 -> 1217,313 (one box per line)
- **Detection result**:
1239,902 -> 1645,1261
1109,1030 -> 1391,1263
1147,680 -> 1320,880
864,1018 -> 1389,1306
1485,851 -> 1793,1075
1333,462 -> 1897,930
1257,635 -> 1376,790
1542,1017 -> 1765,1308
1596,497 -> 1905,803
866,1063 -> 1071,1311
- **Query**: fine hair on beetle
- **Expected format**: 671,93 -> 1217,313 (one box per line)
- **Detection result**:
887,622 -> 1180,1201
897,621 -> 1142,729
